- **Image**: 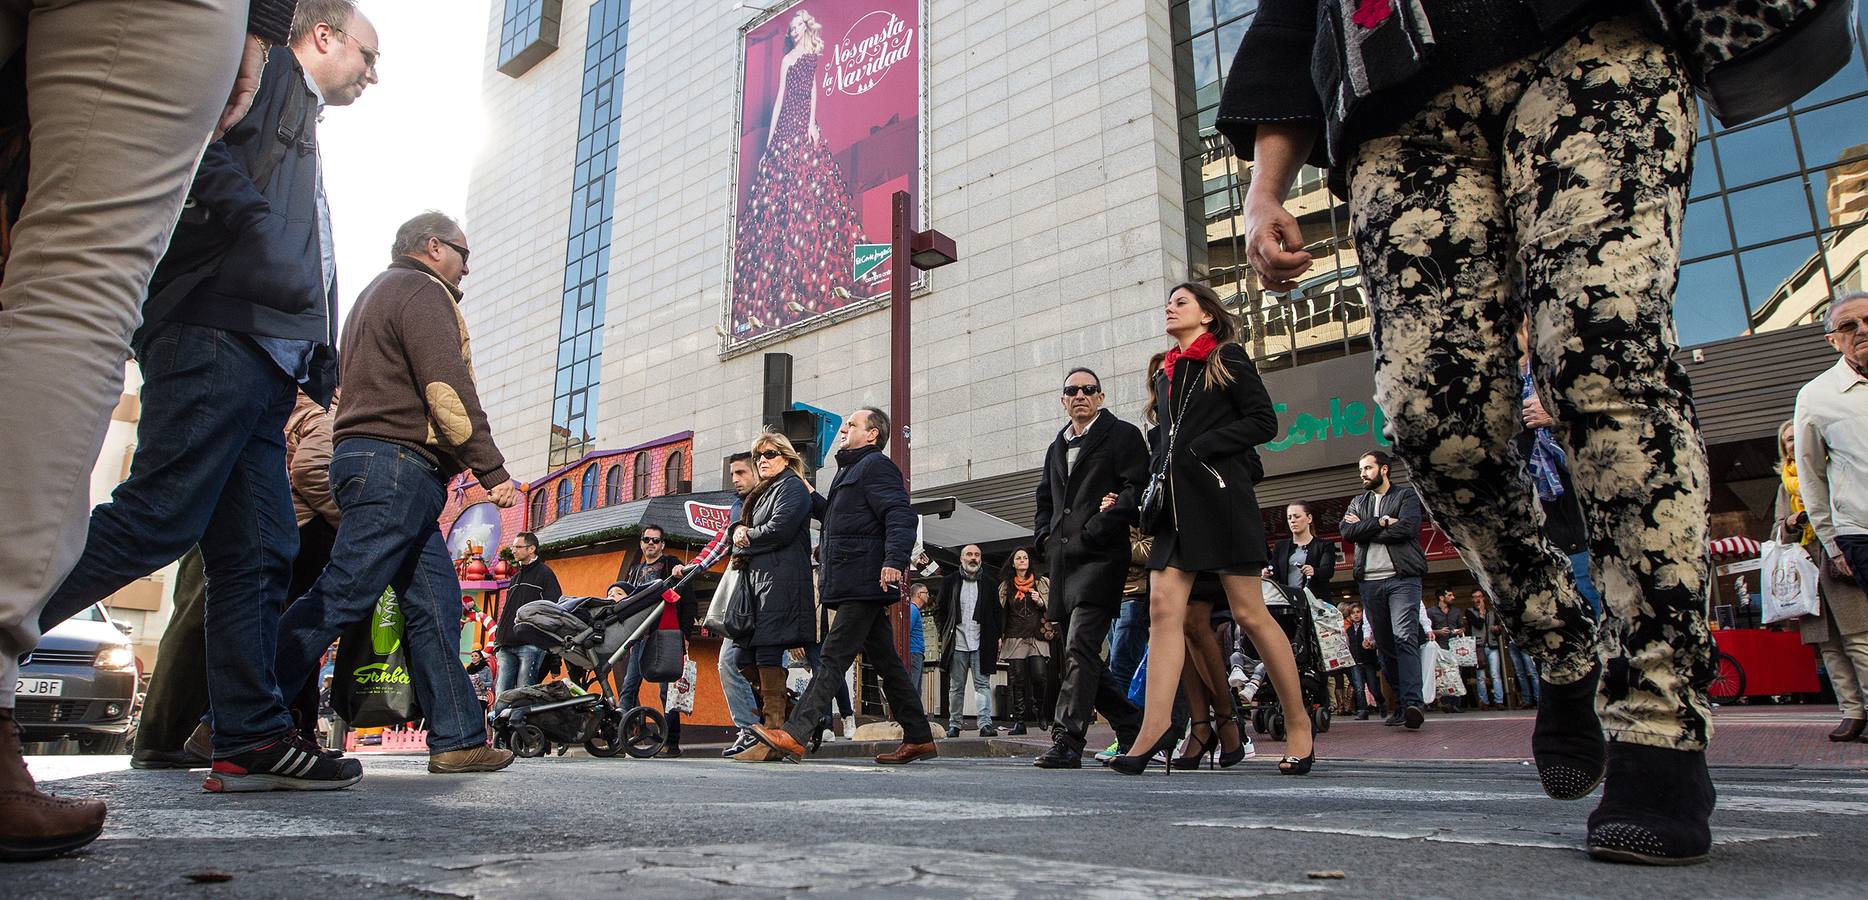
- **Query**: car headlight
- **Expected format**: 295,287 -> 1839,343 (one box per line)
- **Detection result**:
94,646 -> 137,671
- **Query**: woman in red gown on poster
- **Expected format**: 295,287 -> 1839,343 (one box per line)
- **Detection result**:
733,10 -> 865,338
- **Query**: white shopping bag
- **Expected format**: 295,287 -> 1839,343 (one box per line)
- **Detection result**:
1449,635 -> 1478,667
1759,540 -> 1821,624
1307,592 -> 1354,672
1433,645 -> 1466,697
667,657 -> 697,714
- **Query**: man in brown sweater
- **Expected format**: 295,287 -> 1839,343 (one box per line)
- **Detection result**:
271,211 -> 515,779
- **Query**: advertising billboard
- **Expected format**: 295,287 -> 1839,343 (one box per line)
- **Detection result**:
726,0 -> 922,350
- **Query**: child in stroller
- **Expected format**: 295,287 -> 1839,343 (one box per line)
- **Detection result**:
492,558 -> 711,759
1232,580 -> 1336,741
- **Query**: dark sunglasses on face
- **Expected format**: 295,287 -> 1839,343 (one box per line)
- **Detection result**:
436,237 -> 470,266
757,449 -> 785,460
1062,385 -> 1101,397
641,537 -> 663,544
1829,316 -> 1868,335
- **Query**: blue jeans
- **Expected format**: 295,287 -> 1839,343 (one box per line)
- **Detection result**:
38,323 -> 300,756
493,645 -> 543,709
717,637 -> 759,729
1348,661 -> 1383,713
1506,641 -> 1541,704
946,648 -> 994,729
1476,649 -> 1504,706
1107,597 -> 1148,689
273,438 -> 487,754
1567,551 -> 1602,619
1360,577 -> 1426,709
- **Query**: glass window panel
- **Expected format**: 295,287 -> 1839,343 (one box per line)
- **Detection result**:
1680,196 -> 1733,262
1688,140 -> 1720,199
1810,157 -> 1868,230
1216,0 -> 1254,23
1713,117 -> 1796,189
1190,30 -> 1218,92
1673,255 -> 1748,346
1741,237 -> 1827,333
1791,95 -> 1868,171
1829,234 -> 1868,296
1793,32 -> 1868,110
1726,177 -> 1816,249
1190,0 -> 1215,33
1217,17 -> 1249,86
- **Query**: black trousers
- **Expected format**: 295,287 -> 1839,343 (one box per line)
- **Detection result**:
781,602 -> 930,744
136,521 -> 330,751
1053,602 -> 1141,742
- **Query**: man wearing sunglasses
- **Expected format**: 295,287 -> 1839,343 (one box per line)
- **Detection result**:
1793,291 -> 1868,744
616,523 -> 690,755
1031,368 -> 1149,768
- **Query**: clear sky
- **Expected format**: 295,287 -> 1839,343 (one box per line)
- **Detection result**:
319,0 -> 493,325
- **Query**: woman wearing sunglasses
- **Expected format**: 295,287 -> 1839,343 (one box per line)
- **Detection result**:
729,433 -> 818,762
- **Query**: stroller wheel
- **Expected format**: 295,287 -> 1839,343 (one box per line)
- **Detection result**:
1314,706 -> 1331,734
584,711 -> 626,758
1251,708 -> 1268,735
1271,712 -> 1287,742
618,707 -> 667,759
513,724 -> 549,758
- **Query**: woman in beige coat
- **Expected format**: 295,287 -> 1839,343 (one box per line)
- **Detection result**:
1773,421 -> 1868,742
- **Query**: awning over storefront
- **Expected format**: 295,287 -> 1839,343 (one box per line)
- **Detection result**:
913,495 -> 1031,554
533,490 -> 739,551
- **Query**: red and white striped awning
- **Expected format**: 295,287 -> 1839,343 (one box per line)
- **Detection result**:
1709,536 -> 1762,560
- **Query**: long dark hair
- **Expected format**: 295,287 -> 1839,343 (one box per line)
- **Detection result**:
1144,351 -> 1167,425
999,546 -> 1038,594
1167,281 -> 1241,392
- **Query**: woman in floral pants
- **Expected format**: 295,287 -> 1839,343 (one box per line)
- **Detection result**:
1221,4 -> 1714,865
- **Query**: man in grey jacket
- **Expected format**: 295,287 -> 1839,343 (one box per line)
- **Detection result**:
1341,451 -> 1428,730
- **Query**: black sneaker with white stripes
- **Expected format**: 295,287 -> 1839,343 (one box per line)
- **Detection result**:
722,728 -> 759,758
203,732 -> 363,793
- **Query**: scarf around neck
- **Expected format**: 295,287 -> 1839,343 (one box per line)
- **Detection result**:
1163,332 -> 1218,383
1013,572 -> 1037,601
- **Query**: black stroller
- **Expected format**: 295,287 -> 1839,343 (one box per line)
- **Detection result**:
1234,580 -> 1332,740
491,574 -> 689,759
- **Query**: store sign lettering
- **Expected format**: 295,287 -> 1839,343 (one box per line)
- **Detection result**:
1265,397 -> 1392,454
827,11 -> 914,96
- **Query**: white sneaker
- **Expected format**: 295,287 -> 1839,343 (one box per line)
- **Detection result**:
1238,736 -> 1257,760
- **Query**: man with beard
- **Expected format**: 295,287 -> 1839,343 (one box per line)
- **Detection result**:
1340,451 -> 1428,730
937,544 -> 1001,738
1031,368 -> 1146,768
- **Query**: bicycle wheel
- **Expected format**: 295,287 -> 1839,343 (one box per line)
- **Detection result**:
1708,650 -> 1746,704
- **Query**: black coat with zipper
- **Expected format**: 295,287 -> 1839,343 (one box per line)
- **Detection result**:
1033,409 -> 1150,617
734,471 -> 817,650
1147,342 -> 1278,572
1340,485 -> 1428,581
812,445 -> 917,606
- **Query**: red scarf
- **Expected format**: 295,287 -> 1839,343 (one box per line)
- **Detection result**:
1163,332 -> 1218,383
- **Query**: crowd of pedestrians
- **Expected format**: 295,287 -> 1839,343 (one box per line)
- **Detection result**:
0,0 -> 1848,873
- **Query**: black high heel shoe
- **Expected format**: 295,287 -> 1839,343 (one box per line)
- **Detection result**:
1171,720 -> 1216,771
1217,716 -> 1249,769
1109,728 -> 1181,777
1278,721 -> 1315,776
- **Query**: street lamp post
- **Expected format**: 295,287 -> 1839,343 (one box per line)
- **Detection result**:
885,189 -> 955,660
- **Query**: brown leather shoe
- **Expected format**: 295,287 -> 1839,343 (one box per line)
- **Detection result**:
874,741 -> 938,765
0,708 -> 107,861
750,725 -> 805,760
428,744 -> 515,774
1829,718 -> 1866,742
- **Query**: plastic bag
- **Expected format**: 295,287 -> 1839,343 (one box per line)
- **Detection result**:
667,657 -> 697,714
1760,540 -> 1822,624
1307,593 -> 1354,672
1127,648 -> 1149,707
1449,635 -> 1478,667
1433,645 -> 1466,698
331,588 -> 423,728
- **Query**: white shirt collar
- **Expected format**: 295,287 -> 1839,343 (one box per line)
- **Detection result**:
1826,357 -> 1868,393
301,65 -> 327,109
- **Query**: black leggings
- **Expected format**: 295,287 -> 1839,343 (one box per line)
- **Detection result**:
1006,655 -> 1053,724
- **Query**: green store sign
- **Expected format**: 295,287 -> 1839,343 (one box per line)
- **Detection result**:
1265,396 -> 1392,454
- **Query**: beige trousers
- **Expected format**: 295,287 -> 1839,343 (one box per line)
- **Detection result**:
1819,629 -> 1868,720
0,0 -> 243,707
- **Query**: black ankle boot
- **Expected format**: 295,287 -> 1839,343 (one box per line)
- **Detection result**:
1033,732 -> 1084,769
1533,665 -> 1605,801
1587,742 -> 1715,866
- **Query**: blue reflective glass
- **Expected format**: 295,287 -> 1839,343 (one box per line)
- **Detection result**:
1713,118 -> 1796,190
1680,196 -> 1732,263
1725,177 -> 1816,249
1792,95 -> 1868,171
1673,256 -> 1748,346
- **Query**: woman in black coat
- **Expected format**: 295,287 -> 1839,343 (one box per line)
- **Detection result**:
730,432 -> 817,758
1267,500 -> 1338,599
1113,281 -> 1313,777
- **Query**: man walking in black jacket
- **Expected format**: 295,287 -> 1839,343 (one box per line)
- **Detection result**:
495,531 -> 560,707
33,1 -> 379,791
1341,451 -> 1429,730
752,407 -> 937,764
937,544 -> 1000,737
1031,368 -> 1146,768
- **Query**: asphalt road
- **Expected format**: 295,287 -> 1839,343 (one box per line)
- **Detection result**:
12,746 -> 1867,899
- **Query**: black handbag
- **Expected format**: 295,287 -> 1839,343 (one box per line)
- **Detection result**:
1645,0 -> 1855,127
721,565 -> 759,641
638,595 -> 687,683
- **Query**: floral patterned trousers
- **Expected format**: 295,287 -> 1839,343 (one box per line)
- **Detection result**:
1346,15 -> 1713,751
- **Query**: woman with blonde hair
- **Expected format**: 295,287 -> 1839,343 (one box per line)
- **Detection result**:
1773,419 -> 1868,743
730,432 -> 817,761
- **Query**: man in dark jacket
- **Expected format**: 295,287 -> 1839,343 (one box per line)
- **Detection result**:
936,544 -> 1001,737
271,211 -> 515,783
495,531 -> 560,707
1341,450 -> 1429,730
753,407 -> 937,764
1031,368 -> 1146,768
32,4 -> 379,793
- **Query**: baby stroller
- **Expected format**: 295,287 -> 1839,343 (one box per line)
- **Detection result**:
491,574 -> 690,759
1235,580 -> 1333,740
